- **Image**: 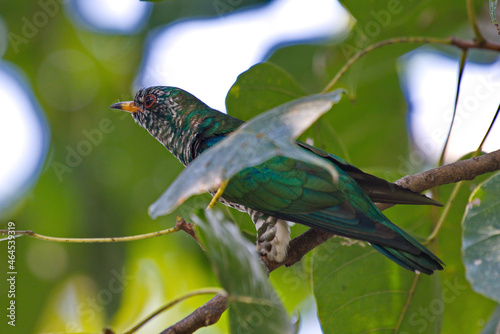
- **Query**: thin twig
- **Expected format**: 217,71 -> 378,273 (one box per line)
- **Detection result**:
394,274 -> 421,333
466,0 -> 486,43
322,36 -> 452,93
426,182 -> 464,242
0,227 -> 181,243
175,216 -> 199,243
478,103 -> 500,151
439,49 -> 468,166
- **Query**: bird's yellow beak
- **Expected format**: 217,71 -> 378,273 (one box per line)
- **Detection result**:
109,101 -> 140,113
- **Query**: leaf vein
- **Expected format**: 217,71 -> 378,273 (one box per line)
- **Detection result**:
328,290 -> 407,320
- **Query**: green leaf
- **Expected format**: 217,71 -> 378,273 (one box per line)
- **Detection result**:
312,237 -> 441,333
463,171 -> 500,303
149,90 -> 344,218
193,209 -> 292,334
226,62 -> 306,120
434,181 -> 496,333
490,0 -> 500,34
338,0 -> 470,47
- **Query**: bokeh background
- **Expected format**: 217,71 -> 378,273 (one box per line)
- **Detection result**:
1,0 -> 499,333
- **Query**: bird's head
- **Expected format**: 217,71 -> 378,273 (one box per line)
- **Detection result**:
110,86 -> 194,131
110,86 -> 217,164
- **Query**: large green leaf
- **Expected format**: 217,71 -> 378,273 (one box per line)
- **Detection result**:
339,0 -> 472,49
149,90 -> 344,218
268,43 -> 413,168
226,62 -> 306,120
463,172 -> 500,303
312,236 -> 441,333
193,209 -> 292,334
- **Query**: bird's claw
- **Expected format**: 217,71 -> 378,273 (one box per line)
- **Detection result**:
255,216 -> 290,263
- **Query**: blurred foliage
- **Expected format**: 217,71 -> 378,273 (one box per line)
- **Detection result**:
0,0 -> 499,333
194,209 -> 292,334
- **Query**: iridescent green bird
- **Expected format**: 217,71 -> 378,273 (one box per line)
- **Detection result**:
110,86 -> 444,275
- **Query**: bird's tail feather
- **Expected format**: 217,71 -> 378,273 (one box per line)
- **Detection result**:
277,207 -> 444,275
372,244 -> 443,275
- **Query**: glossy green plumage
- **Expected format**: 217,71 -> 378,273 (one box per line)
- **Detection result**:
115,86 -> 444,275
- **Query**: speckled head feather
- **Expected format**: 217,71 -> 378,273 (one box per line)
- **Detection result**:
126,86 -> 244,166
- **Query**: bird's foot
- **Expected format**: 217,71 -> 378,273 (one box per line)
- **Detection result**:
255,217 -> 291,263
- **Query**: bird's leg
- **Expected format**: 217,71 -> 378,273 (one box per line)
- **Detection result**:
248,210 -> 291,263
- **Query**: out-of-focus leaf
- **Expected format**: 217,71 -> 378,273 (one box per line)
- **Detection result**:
149,90 -> 344,218
463,172 -> 500,303
110,259 -> 169,333
226,62 -> 306,120
193,209 -> 292,334
481,304 -> 500,334
490,0 -> 500,34
312,237 -> 441,333
36,276 -> 106,333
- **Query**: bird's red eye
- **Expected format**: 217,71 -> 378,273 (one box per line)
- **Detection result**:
144,95 -> 156,108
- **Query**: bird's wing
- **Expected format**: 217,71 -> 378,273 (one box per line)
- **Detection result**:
297,142 -> 442,206
223,154 -> 444,274
224,155 -> 345,214
224,155 -> 412,245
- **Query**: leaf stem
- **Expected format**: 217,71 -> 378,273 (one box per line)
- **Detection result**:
426,182 -> 463,242
438,50 -> 468,166
394,274 -> 420,333
467,0 -> 486,43
477,103 -> 500,151
207,179 -> 229,209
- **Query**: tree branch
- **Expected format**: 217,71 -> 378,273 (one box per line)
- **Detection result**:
161,149 -> 500,333
395,149 -> 500,193
160,294 -> 228,334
